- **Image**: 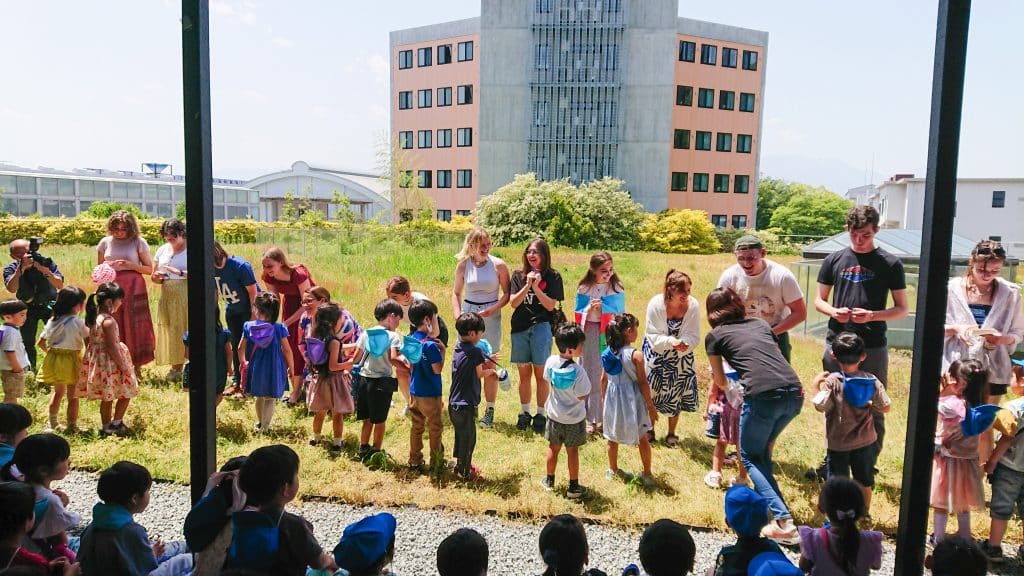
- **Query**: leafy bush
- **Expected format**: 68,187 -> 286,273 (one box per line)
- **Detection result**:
79,201 -> 146,220
640,210 -> 721,254
769,190 -> 852,237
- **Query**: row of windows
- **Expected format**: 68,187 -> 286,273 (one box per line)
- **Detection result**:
536,0 -> 622,13
398,128 -> 473,149
673,130 -> 753,153
676,86 -> 756,112
678,41 -> 758,70
0,175 -> 257,204
398,85 -> 473,110
398,41 -> 474,69
670,172 -> 750,194
711,214 -> 749,229
401,169 -> 474,189
0,197 -> 256,220
436,209 -> 472,222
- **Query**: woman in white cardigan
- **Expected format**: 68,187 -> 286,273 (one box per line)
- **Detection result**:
642,269 -> 701,447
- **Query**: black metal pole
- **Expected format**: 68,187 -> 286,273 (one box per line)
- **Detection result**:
182,0 -> 217,504
894,1 -> 971,574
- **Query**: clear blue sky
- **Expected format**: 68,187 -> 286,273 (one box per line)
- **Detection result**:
3,1 -> 1020,193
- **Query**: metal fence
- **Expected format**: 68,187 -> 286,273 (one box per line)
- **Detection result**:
254,226 -> 466,260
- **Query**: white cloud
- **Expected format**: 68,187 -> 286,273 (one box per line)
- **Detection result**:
365,53 -> 388,84
0,107 -> 31,122
210,1 -> 256,25
272,36 -> 293,48
310,105 -> 334,120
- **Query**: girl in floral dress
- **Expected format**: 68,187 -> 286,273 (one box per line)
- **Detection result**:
78,282 -> 138,436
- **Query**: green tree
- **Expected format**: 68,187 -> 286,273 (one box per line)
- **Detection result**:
640,209 -> 721,254
79,201 -> 146,220
769,190 -> 852,237
329,190 -> 357,225
756,177 -> 813,230
174,200 -> 187,221
475,173 -> 562,245
562,177 -> 646,250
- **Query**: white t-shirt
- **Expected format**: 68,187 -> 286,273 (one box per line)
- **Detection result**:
0,325 -> 30,371
154,244 -> 188,280
543,355 -> 591,424
401,291 -> 431,327
40,315 -> 89,351
355,328 -> 402,378
716,259 -> 803,328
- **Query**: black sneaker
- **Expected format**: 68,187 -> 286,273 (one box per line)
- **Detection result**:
357,444 -> 372,460
566,483 -> 587,499
516,412 -> 532,430
804,459 -> 828,482
532,413 -> 547,433
978,539 -> 1004,561
329,443 -> 343,455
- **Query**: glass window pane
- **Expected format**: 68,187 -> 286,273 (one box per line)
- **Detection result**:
249,191 -> 260,204
42,199 -> 59,217
213,188 -> 224,202
58,179 -> 74,197
0,175 -> 14,195
227,206 -> 249,219
214,205 -> 226,219
59,200 -> 76,217
126,183 -> 142,199
19,199 -> 36,215
41,178 -> 58,196
112,182 -> 127,198
79,200 -> 92,213
17,176 -> 36,195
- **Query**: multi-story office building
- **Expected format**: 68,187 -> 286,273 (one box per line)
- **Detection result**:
390,0 -> 767,226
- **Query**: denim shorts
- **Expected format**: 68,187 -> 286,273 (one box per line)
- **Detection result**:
989,463 -> 1024,521
511,322 -> 553,366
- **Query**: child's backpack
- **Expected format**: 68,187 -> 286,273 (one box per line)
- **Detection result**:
305,336 -> 329,367
364,326 -> 391,358
961,404 -> 1002,437
248,322 -> 277,350
600,347 -> 622,376
401,335 -> 424,365
841,374 -> 878,409
226,510 -> 280,571
548,359 -> 578,391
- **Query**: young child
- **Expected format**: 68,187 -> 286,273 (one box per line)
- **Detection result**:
540,323 -> 592,499
297,287 -> 332,404
78,282 -> 138,436
0,403 -> 31,468
575,252 -> 624,435
78,461 -> 193,576
810,332 -> 891,511
931,359 -> 990,543
182,318 -> 234,406
707,486 -> 784,576
2,433 -> 79,564
703,363 -> 748,490
636,519 -> 695,576
407,299 -> 445,472
797,476 -> 883,575
538,514 -> 605,576
306,303 -> 354,453
925,536 -> 988,576
980,365 -> 1024,560
228,444 -> 337,574
0,480 -> 79,576
239,292 -> 295,434
352,299 -> 408,462
449,313 -> 496,479
183,456 -> 247,576
37,287 -> 89,431
332,513 -> 397,576
600,313 -> 656,486
437,528 -> 488,576
0,299 -> 31,404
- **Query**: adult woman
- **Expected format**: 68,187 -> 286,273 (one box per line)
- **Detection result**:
214,241 -> 258,393
642,269 -> 699,447
260,247 -> 314,406
152,218 -> 188,378
706,287 -> 803,544
96,210 -> 154,374
509,238 -> 563,432
451,227 -> 510,428
943,239 -> 1024,459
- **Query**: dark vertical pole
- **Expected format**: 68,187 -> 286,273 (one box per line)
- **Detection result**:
182,0 -> 217,504
894,1 -> 970,574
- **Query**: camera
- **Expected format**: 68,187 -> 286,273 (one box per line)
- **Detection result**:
26,236 -> 53,267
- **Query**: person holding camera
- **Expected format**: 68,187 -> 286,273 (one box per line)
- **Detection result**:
3,237 -> 65,369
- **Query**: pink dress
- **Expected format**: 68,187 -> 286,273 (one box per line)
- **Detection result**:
930,395 -> 984,512
97,235 -> 155,367
306,337 -> 354,415
78,314 -> 138,401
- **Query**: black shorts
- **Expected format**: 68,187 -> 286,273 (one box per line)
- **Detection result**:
355,375 -> 396,424
828,445 -> 876,488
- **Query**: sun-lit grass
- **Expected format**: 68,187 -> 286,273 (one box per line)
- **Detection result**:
17,239 -> 943,534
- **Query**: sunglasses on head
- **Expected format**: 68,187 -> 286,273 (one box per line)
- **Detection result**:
975,244 -> 1006,258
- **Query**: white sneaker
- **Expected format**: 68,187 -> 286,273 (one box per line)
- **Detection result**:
761,519 -> 799,546
703,471 -> 723,489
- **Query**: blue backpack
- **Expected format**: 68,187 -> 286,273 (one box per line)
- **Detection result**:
226,510 -> 280,571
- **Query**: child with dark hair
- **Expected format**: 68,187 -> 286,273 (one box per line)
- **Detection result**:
637,519 -> 695,576
184,456 -> 247,576
601,313 -> 656,486
0,481 -> 79,575
306,303 -> 354,452
437,527 -> 487,576
797,477 -> 883,575
541,324 -> 591,499
538,514 -> 605,576
181,317 -> 234,406
230,445 -> 336,575
449,313 -> 497,479
0,403 -> 31,468
37,286 -> 88,431
0,299 -> 30,404
980,366 -> 1024,560
352,299 -> 409,462
407,299 -> 445,472
926,536 -> 988,576
239,292 -> 294,434
78,461 -> 192,576
332,513 -> 397,576
707,486 -> 783,576
810,331 -> 891,511
78,282 -> 138,436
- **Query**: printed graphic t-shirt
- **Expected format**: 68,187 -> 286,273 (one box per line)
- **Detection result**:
817,247 -> 905,347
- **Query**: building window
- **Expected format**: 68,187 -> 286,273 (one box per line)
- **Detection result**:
989,235 -> 1002,241
437,170 -> 452,188
399,131 -> 413,149
535,44 -> 551,69
700,44 -> 717,65
457,128 -> 473,147
534,101 -> 550,126
676,85 -> 692,106
398,91 -> 412,110
993,190 -> 1006,208
722,47 -> 738,68
399,170 -> 413,188
719,90 -> 735,110
417,47 -> 432,67
678,40 -> 695,62
695,131 -> 712,151
536,0 -> 552,12
418,89 -> 432,108
437,129 -> 452,148
714,174 -> 730,193
398,50 -> 413,69
458,41 -> 473,62
457,169 -> 472,188
418,170 -> 432,189
673,129 -> 690,150
456,209 -> 471,216
739,92 -> 755,112
437,209 -> 452,222
716,133 -> 732,152
735,175 -> 750,193
711,214 -> 728,228
437,87 -> 452,107
736,134 -> 752,153
671,172 -> 688,191
417,130 -> 432,149
732,215 -> 748,229
698,88 -> 714,108
693,173 -> 709,192
437,44 -> 452,65
457,85 -> 473,105
742,50 -> 758,71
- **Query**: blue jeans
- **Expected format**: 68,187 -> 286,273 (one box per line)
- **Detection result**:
739,387 -> 803,520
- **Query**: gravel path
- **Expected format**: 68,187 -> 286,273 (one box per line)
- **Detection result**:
56,470 -> 1020,576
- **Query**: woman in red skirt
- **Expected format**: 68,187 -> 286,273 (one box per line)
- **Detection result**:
260,246 -> 315,405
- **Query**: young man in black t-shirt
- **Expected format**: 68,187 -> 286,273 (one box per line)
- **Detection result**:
814,205 -> 907,465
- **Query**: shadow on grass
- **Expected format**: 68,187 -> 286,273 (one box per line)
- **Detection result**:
676,434 -> 716,469
489,420 -> 541,440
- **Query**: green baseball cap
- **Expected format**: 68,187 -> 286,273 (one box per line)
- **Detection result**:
734,235 -> 763,251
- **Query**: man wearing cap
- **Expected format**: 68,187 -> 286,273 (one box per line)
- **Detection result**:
716,235 -> 805,362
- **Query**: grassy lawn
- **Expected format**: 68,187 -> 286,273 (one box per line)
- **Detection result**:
15,239 -> 948,535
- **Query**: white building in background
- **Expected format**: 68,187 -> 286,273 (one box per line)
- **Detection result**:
246,161 -> 392,223
847,174 -> 1024,257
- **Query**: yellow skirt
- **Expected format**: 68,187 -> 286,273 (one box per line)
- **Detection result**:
156,279 -> 189,366
38,348 -> 82,387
